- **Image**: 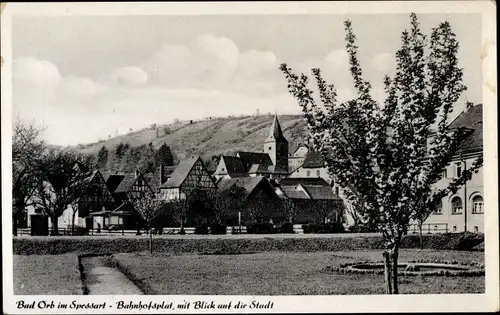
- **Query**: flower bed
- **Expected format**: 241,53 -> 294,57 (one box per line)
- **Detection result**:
328,259 -> 484,277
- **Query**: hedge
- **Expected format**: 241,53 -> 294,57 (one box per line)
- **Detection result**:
13,232 -> 483,255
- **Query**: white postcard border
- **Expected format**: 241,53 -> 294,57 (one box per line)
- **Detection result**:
2,1 -> 498,314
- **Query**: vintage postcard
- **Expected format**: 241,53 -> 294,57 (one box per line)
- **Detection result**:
2,1 -> 498,314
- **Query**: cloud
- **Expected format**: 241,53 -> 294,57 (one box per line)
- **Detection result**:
372,52 -> 395,72
13,57 -> 61,97
108,66 -> 148,87
238,50 -> 278,77
144,33 -> 283,95
145,34 -> 241,89
56,76 -> 100,99
324,49 -> 349,70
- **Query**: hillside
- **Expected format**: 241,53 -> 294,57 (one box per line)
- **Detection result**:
74,114 -> 309,163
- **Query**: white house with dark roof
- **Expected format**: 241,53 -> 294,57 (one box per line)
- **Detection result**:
416,103 -> 484,233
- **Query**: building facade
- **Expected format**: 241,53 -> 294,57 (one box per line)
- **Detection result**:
419,104 -> 484,233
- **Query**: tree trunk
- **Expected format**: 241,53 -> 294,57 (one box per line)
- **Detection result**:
136,213 -> 141,235
72,210 -> 77,235
149,227 -> 153,254
418,222 -> 423,249
391,248 -> 399,294
383,250 -> 393,294
13,212 -> 18,236
51,217 -> 59,236
180,211 -> 187,234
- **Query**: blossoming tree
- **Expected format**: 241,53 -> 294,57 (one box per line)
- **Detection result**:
280,13 -> 483,294
130,193 -> 166,254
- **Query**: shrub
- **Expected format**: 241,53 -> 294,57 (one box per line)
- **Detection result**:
247,223 -> 275,234
276,222 -> 294,234
13,232 -> 483,255
195,224 -> 209,235
347,224 -> 377,233
452,232 -> 484,251
303,222 -> 345,234
210,223 -> 227,235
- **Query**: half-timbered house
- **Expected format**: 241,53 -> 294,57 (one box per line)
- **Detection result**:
158,156 -> 217,201
103,170 -> 155,229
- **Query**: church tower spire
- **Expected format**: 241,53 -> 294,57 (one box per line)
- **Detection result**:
264,114 -> 289,173
266,114 -> 287,143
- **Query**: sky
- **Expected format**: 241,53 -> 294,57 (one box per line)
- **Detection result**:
12,13 -> 482,146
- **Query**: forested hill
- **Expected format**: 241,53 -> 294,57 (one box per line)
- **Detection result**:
73,114 -> 308,172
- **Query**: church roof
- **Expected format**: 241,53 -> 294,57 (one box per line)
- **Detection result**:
221,156 -> 248,177
302,151 -> 326,168
237,151 -> 272,171
302,147 -> 334,168
265,115 -> 288,143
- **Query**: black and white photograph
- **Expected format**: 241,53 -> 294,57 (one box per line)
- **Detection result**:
2,1 -> 498,314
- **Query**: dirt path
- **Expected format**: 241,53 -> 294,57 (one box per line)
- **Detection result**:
80,256 -> 143,295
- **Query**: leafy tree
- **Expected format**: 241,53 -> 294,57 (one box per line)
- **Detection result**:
246,192 -> 271,224
155,143 -> 174,166
130,193 -> 165,254
280,13 -> 482,294
96,146 -> 109,169
12,119 -> 46,235
280,198 -> 299,224
310,199 -> 344,224
210,185 -> 246,225
115,142 -> 130,160
31,149 -> 91,235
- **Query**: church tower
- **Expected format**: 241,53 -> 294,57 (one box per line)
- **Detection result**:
263,114 -> 289,173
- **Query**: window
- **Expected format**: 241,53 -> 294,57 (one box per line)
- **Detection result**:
452,226 -> 457,232
455,162 -> 462,178
472,196 -> 484,214
268,146 -> 272,151
316,170 -> 320,177
474,226 -> 479,232
451,197 -> 463,214
434,200 -> 443,214
306,170 -> 311,177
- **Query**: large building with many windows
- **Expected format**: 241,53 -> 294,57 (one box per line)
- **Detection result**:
417,103 -> 484,233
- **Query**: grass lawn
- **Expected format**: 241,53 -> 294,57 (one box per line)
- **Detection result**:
113,249 -> 484,295
13,254 -> 83,295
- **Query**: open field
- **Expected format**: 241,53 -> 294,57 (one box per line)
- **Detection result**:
13,254 -> 83,295
113,250 -> 485,295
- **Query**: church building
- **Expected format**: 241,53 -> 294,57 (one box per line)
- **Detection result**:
213,114 -> 290,180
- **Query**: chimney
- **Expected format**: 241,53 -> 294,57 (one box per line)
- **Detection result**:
159,164 -> 166,185
466,101 -> 474,110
